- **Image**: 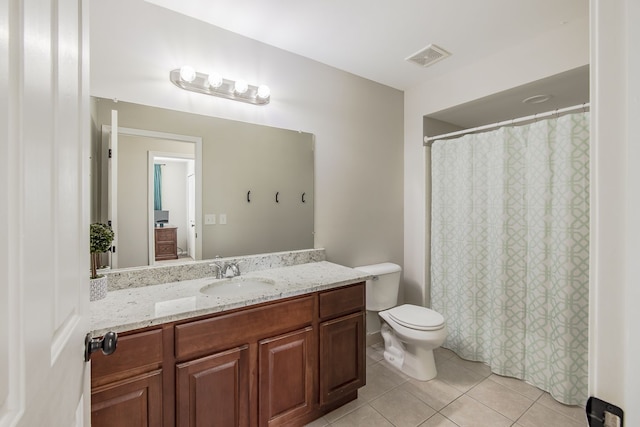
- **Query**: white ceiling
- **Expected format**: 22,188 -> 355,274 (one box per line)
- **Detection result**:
145,0 -> 588,92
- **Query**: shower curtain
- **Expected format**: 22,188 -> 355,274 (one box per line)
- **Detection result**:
430,112 -> 589,405
154,164 -> 162,211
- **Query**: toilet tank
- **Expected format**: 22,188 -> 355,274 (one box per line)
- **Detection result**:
354,263 -> 402,311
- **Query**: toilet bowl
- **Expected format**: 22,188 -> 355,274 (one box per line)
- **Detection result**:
355,262 -> 447,381
378,304 -> 447,381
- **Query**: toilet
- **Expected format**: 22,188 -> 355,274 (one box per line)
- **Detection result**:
355,262 -> 447,381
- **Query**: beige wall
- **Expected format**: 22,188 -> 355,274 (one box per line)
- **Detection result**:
202,122 -> 314,258
90,0 -> 404,269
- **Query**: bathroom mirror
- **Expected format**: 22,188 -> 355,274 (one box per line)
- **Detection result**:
92,97 -> 315,269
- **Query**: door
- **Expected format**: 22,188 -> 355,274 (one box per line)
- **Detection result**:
0,0 -> 90,425
91,371 -> 163,427
187,173 -> 196,259
107,112 -> 119,268
176,345 -> 250,427
259,327 -> 315,426
319,312 -> 366,405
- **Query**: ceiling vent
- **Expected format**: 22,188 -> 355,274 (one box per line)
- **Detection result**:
406,44 -> 451,68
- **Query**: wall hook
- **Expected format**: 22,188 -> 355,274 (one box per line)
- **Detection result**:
302,192 -> 306,203
247,190 -> 251,203
276,192 -> 279,203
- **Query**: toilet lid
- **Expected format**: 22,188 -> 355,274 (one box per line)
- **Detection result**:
387,304 -> 445,331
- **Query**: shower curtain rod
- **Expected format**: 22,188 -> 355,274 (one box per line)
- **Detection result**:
423,102 -> 590,145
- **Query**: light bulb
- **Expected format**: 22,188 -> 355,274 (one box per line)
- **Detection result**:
179,66 -> 196,83
257,85 -> 271,99
234,79 -> 248,94
207,73 -> 223,89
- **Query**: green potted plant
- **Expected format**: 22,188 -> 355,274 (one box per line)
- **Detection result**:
90,222 -> 114,301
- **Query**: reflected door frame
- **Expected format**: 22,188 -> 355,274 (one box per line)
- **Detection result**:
101,124 -> 202,268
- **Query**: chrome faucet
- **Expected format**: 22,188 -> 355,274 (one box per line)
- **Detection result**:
209,262 -> 225,279
209,261 -> 240,279
222,262 -> 240,278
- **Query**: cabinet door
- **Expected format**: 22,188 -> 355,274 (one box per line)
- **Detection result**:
176,345 -> 249,427
259,327 -> 315,427
320,312 -> 365,405
91,370 -> 163,427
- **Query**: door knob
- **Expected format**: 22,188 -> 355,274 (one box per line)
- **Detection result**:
84,331 -> 118,362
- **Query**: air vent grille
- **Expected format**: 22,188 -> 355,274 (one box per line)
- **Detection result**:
406,44 -> 451,68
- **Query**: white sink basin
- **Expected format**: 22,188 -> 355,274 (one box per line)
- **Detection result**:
200,277 -> 276,297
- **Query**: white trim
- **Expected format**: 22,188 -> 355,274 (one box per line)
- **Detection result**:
103,125 -> 201,144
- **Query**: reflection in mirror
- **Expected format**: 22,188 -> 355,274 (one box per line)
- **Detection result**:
91,97 -> 315,270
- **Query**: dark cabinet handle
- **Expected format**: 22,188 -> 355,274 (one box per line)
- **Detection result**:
247,190 -> 251,203
276,192 -> 279,203
302,192 -> 306,203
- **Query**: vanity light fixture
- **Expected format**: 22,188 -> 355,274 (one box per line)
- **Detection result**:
170,67 -> 270,105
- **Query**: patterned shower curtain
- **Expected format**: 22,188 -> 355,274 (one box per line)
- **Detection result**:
430,112 -> 589,405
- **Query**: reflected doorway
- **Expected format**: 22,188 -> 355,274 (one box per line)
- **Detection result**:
150,153 -> 196,265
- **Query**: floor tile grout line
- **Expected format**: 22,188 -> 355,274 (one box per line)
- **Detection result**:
531,393 -> 588,426
511,395 -> 538,426
354,346 -> 584,427
460,388 -> 527,423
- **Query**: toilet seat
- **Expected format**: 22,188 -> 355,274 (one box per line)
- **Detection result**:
387,304 -> 444,331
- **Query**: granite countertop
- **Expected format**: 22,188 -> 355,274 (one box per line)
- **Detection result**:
90,261 -> 371,336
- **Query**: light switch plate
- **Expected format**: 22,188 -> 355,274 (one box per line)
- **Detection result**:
204,214 -> 216,225
219,214 -> 227,225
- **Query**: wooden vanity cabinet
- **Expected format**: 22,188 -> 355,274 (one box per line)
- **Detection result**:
174,295 -> 317,427
318,283 -> 366,407
91,282 -> 365,426
90,329 -> 164,427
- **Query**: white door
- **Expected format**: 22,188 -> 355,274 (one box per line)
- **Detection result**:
187,173 -> 196,259
106,112 -> 119,269
0,0 -> 90,426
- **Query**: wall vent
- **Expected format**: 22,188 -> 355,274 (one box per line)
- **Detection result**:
405,44 -> 451,68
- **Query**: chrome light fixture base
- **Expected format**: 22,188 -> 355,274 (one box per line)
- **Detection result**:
169,69 -> 270,105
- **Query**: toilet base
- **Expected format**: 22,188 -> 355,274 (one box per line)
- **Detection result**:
380,324 -> 438,381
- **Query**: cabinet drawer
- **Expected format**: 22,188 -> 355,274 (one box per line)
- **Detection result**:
155,228 -> 176,241
156,242 -> 176,254
91,329 -> 163,387
318,283 -> 364,321
175,295 -> 315,361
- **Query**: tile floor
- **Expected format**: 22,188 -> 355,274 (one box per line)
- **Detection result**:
306,343 -> 587,427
